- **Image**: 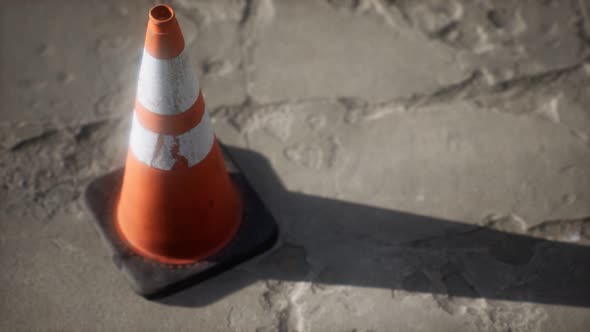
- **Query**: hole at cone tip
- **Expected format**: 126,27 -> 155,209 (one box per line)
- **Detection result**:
150,5 -> 174,23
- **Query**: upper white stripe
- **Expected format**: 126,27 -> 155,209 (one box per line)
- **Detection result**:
129,111 -> 214,170
136,48 -> 200,115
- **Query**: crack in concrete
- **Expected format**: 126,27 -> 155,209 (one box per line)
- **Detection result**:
577,0 -> 590,45
240,0 -> 257,25
5,116 -> 124,152
225,306 -> 238,332
264,280 -> 313,332
74,119 -> 113,143
528,216 -> 590,243
254,243 -> 316,332
368,0 -> 405,32
488,60 -> 586,93
8,116 -> 123,152
407,214 -> 590,255
1,115 -> 125,221
238,0 -> 275,100
9,129 -> 59,152
212,53 -> 590,135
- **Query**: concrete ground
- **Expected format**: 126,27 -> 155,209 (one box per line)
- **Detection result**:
1,0 -> 590,331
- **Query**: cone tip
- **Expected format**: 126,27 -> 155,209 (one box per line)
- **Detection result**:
149,4 -> 175,26
144,4 -> 184,59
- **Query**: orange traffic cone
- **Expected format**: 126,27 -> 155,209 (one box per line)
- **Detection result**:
85,4 -> 278,298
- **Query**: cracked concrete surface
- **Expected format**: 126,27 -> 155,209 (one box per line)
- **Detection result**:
1,0 -> 590,331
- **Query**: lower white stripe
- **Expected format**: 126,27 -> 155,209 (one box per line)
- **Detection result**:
129,111 -> 214,170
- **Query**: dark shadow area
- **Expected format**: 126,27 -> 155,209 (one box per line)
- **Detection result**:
160,146 -> 590,307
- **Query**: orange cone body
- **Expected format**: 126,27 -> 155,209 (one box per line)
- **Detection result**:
116,5 -> 242,265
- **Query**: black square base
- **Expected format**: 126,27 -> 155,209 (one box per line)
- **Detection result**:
84,150 -> 279,299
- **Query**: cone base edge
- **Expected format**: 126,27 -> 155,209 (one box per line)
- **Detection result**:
83,146 -> 279,299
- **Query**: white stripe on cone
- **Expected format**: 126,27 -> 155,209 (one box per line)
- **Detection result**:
136,48 -> 200,115
129,111 -> 214,170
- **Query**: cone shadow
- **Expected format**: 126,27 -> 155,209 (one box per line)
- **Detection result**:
158,146 -> 590,307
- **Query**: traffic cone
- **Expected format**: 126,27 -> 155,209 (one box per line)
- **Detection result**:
85,4 -> 278,298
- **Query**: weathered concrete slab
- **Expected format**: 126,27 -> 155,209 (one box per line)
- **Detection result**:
392,0 -> 590,84
1,0 -> 590,331
248,0 -> 472,103
225,100 -> 590,225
